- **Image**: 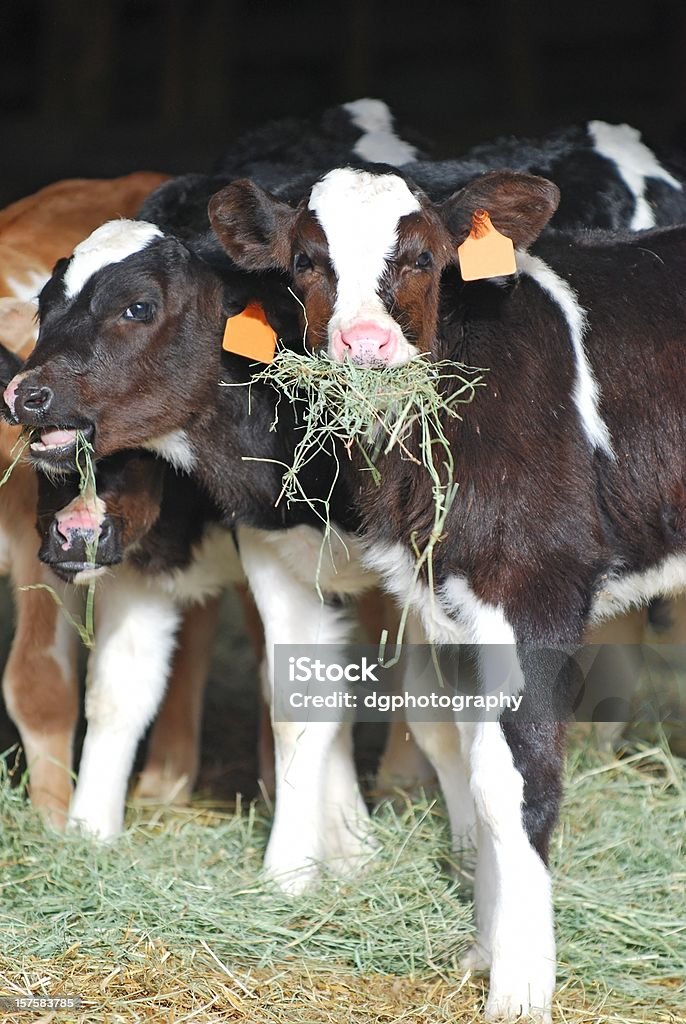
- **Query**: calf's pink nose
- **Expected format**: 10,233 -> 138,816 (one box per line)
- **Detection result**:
55,503 -> 103,547
336,321 -> 396,365
3,375 -> 21,417
340,321 -> 391,350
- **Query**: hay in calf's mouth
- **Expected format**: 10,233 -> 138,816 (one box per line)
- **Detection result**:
20,428 -> 99,648
248,349 -> 484,495
237,349 -> 485,631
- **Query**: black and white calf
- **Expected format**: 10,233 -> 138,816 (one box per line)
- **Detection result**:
217,97 -> 422,185
205,166 -> 686,1021
34,450 -> 244,836
137,97 -> 421,240
409,119 -> 686,229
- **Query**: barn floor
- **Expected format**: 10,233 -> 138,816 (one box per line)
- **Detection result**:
1,578 -> 685,1023
0,744 -> 683,1023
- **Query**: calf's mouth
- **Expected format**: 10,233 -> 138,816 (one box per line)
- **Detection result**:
28,423 -> 95,471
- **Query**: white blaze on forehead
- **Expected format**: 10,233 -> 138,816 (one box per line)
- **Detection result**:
63,219 -> 163,299
589,120 -> 682,230
343,98 -> 418,166
308,168 -> 420,325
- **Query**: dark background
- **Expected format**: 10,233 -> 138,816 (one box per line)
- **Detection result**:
2,0 -> 686,207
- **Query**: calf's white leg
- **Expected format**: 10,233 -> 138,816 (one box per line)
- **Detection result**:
69,566 -> 179,839
237,525 -> 371,893
431,589 -> 559,1023
467,720 -> 556,1024
134,594 -> 221,803
401,617 -> 476,849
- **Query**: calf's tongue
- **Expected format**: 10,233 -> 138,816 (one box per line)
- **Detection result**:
39,428 -> 77,446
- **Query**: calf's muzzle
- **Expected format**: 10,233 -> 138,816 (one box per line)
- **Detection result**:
39,495 -> 121,583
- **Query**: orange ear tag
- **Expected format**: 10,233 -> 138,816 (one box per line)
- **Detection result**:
222,302 -> 277,363
457,209 -> 517,282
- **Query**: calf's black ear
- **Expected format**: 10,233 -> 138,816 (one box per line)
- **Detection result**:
439,171 -> 560,250
208,179 -> 297,272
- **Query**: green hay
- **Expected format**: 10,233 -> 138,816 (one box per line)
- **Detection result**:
19,430 -> 98,648
0,433 -> 29,488
249,350 -> 484,494
244,349 -> 484,642
74,429 -> 98,645
0,744 -> 683,1022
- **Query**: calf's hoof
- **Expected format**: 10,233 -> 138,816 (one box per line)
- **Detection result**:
485,995 -> 552,1024
484,958 -> 554,1024
264,857 -> 321,895
67,801 -> 123,841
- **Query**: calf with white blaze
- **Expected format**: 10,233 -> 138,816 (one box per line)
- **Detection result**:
0,165 -> 254,831
3,218 -> 379,889
207,166 -> 686,1022
0,172 -> 185,827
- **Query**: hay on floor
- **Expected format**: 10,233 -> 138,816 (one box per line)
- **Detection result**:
0,742 -> 684,1023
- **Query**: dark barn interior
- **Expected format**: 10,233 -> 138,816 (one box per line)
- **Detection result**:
2,0 -> 686,206
1,0 -> 686,796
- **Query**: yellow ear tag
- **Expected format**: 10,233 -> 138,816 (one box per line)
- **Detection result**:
457,208 -> 517,282
222,302 -> 277,363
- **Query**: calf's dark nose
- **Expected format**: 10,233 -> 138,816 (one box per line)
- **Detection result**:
19,384 -> 54,415
96,518 -> 119,563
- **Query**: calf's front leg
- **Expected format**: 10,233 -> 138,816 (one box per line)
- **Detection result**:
134,594 -> 221,803
461,641 -> 565,1024
69,566 -> 180,839
237,525 -> 371,893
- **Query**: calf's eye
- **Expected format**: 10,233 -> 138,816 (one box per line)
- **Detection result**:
294,253 -> 313,272
415,251 -> 433,269
123,302 -> 154,321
